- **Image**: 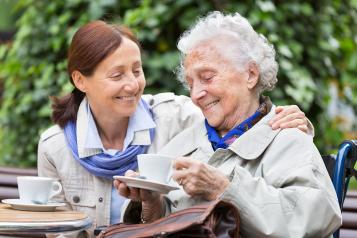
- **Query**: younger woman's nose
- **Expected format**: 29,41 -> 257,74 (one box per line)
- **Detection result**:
124,76 -> 140,92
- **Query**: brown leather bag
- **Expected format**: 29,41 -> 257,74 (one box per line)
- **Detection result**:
97,199 -> 240,238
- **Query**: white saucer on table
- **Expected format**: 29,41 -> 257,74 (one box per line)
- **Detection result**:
1,199 -> 66,212
113,176 -> 179,194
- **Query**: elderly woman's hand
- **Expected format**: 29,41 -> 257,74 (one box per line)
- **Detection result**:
269,105 -> 310,133
172,157 -> 230,201
113,170 -> 164,222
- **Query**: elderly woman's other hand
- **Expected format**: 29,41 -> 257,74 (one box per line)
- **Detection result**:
269,105 -> 310,133
172,157 -> 230,201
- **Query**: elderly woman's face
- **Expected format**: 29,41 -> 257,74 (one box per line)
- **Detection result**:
184,42 -> 257,133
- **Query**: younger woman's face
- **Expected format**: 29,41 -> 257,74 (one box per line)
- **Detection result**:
79,37 -> 146,121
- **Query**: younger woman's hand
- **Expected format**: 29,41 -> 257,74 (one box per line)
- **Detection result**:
113,170 -> 159,202
113,170 -> 164,222
269,105 -> 310,133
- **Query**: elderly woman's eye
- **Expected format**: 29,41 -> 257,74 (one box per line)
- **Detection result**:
200,72 -> 215,82
133,68 -> 142,77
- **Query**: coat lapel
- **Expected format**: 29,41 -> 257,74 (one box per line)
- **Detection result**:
159,106 -> 281,177
229,105 -> 281,160
158,119 -> 213,161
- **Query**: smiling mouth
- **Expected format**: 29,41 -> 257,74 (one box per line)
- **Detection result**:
203,100 -> 219,110
116,95 -> 137,101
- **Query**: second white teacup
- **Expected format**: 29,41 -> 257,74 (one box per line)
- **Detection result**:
137,154 -> 174,184
17,176 -> 62,204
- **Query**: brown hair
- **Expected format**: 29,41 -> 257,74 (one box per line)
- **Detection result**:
51,20 -> 140,128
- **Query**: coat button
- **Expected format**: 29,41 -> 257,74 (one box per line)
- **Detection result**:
98,197 -> 103,203
73,195 -> 80,203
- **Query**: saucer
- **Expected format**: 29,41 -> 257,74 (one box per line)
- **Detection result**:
1,199 -> 66,212
113,176 -> 179,194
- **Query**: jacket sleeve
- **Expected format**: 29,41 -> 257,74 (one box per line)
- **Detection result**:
37,128 -> 91,238
37,126 -> 68,205
221,130 -> 341,238
144,93 -> 204,152
307,118 -> 315,137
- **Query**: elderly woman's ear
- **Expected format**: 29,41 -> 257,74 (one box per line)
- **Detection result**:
72,70 -> 87,93
246,61 -> 259,90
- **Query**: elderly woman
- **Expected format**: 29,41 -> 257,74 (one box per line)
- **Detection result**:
116,12 -> 341,237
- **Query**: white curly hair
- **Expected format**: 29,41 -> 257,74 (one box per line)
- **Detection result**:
176,11 -> 278,95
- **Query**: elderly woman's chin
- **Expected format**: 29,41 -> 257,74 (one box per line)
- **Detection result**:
204,114 -> 223,128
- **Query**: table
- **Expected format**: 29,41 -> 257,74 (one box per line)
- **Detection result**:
0,204 -> 92,235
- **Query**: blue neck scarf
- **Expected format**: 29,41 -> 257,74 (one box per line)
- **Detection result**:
205,97 -> 270,151
63,99 -> 155,180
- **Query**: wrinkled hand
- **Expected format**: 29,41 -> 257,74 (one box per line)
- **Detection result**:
269,105 -> 309,132
172,157 -> 229,201
113,170 -> 164,222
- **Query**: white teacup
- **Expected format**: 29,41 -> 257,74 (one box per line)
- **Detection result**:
17,176 -> 62,204
137,154 -> 174,184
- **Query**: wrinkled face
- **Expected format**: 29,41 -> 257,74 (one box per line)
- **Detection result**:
184,42 -> 257,134
79,37 -> 145,120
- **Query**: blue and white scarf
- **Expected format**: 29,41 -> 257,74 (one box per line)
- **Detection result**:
63,99 -> 155,179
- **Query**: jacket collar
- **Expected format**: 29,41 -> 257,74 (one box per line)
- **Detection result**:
228,105 -> 280,160
76,97 -> 155,159
77,97 -> 101,158
159,105 -> 280,161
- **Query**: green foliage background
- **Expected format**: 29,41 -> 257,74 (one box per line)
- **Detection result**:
0,0 -> 356,167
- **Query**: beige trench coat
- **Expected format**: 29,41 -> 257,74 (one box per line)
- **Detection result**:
37,93 -> 203,238
156,105 -> 341,238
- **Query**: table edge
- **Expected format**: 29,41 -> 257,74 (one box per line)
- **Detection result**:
0,216 -> 92,234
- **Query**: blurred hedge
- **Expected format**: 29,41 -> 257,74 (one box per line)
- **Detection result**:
0,0 -> 356,167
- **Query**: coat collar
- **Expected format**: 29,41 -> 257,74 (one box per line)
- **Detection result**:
228,105 -> 280,160
159,105 -> 280,161
77,97 -> 101,158
76,97 -> 155,158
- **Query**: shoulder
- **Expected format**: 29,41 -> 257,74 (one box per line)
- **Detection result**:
142,93 -> 202,119
265,127 -> 321,169
142,92 -> 193,108
274,128 -> 314,149
38,125 -> 67,155
142,92 -> 175,107
40,125 -> 63,142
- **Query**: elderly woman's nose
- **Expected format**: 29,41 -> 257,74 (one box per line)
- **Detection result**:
190,83 -> 207,101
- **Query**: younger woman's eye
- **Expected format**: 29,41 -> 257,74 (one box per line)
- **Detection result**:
110,72 -> 123,79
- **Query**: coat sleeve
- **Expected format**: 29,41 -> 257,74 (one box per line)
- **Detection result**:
37,127 -> 91,238
307,118 -> 315,137
37,126 -> 67,204
221,130 -> 341,238
145,93 -> 204,153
